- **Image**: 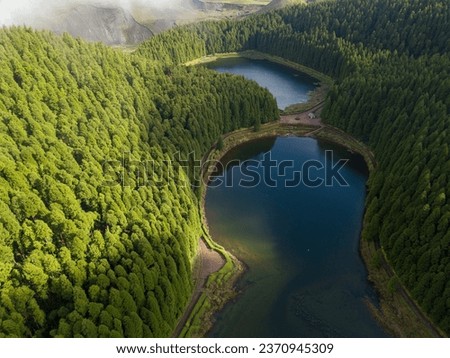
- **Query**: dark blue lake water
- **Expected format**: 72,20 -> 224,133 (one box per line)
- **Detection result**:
205,136 -> 387,337
206,57 -> 317,109
205,58 -> 386,337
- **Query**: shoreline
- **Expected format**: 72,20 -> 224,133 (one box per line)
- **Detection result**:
172,238 -> 225,337
176,119 -> 374,338
175,53 -> 444,338
185,50 -> 333,115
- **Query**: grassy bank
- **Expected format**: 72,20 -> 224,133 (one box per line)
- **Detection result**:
314,126 -> 376,173
184,52 -> 242,66
178,223 -> 244,337
177,157 -> 244,337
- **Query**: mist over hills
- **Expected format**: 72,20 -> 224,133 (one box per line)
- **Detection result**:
0,0 -> 278,45
42,4 -> 152,45
0,0 -> 448,339
0,1 -> 197,45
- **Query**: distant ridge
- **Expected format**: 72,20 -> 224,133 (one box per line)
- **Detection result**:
45,4 -> 153,45
261,0 -> 306,12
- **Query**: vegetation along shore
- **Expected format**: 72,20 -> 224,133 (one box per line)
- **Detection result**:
0,0 -> 447,338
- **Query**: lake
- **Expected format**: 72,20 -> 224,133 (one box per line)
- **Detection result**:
204,57 -> 387,337
205,57 -> 317,109
205,136 -> 387,337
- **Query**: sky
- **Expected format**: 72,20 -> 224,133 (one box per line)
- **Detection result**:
0,0 -> 194,26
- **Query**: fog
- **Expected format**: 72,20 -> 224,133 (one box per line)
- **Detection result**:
0,0 -> 196,26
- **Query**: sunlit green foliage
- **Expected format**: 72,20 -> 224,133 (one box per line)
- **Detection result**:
0,0 -> 448,337
0,27 -> 277,337
138,0 -> 450,334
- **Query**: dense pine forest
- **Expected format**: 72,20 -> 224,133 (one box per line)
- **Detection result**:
139,0 -> 450,334
0,28 -> 277,337
0,0 -> 449,337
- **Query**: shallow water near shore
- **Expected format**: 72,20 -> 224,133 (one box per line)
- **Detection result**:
205,136 -> 387,337
205,57 -> 317,109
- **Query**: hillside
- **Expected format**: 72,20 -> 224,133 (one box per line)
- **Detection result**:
48,4 -> 153,45
1,1 -> 282,46
137,0 -> 449,335
259,0 -> 305,12
0,0 -> 448,338
0,28 -> 277,337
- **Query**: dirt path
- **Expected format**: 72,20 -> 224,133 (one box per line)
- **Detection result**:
172,238 -> 225,337
280,102 -> 325,126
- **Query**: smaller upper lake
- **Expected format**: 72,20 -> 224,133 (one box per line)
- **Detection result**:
205,57 -> 318,109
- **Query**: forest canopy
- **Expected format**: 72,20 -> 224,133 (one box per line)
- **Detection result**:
139,0 -> 449,334
0,0 -> 449,336
0,28 -> 277,337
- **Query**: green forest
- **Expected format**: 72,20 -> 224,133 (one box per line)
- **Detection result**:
0,0 -> 449,337
0,28 -> 277,337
